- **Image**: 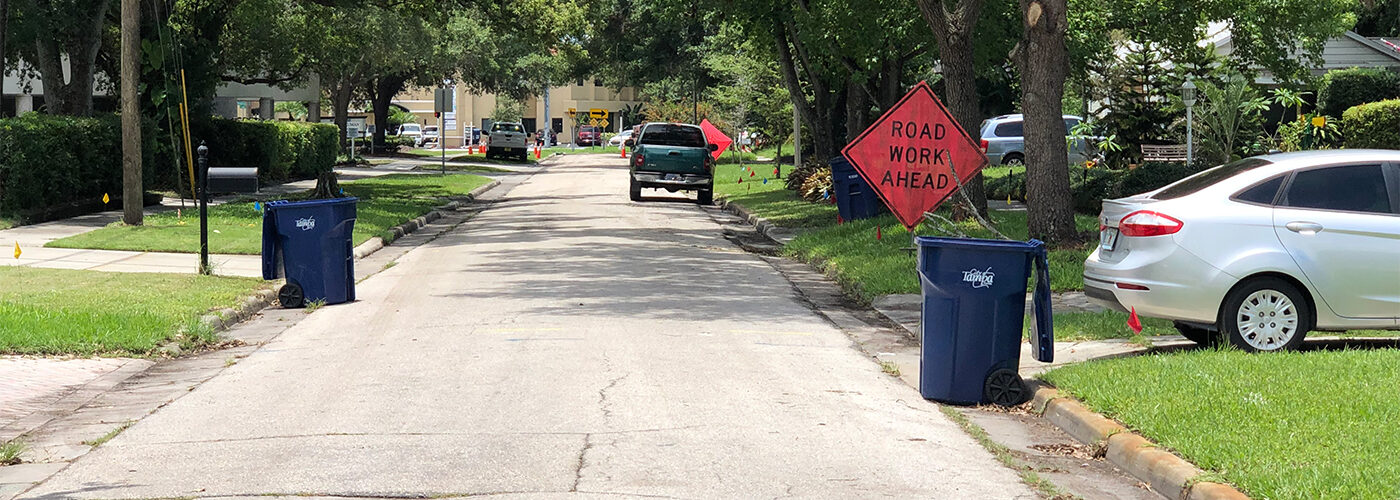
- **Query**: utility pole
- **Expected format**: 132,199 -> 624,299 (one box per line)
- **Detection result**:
120,0 -> 142,225
543,82 -> 552,147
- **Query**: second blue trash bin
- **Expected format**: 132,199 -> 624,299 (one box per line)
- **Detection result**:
829,156 -> 887,221
262,197 -> 358,308
917,236 -> 1054,406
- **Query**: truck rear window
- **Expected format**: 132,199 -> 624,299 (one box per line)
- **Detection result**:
639,125 -> 705,147
493,123 -> 524,133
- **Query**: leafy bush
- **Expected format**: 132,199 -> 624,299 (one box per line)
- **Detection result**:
193,119 -> 338,183
1110,162 -> 1204,198
1276,114 -> 1344,151
985,168 -> 1026,201
1341,99 -> 1400,150
1316,68 -> 1400,119
0,114 -> 154,213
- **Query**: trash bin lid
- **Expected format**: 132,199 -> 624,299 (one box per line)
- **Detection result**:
267,197 -> 359,208
915,236 -> 1044,253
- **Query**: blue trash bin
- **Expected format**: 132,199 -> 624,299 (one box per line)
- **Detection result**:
830,156 -> 887,221
261,197 -> 358,308
916,236 -> 1054,405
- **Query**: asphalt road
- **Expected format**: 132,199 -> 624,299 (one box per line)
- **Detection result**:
25,154 -> 1034,499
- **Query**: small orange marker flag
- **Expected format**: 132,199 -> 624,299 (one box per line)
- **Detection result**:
102,193 -> 110,205
876,226 -> 882,240
13,242 -> 20,259
1127,307 -> 1144,334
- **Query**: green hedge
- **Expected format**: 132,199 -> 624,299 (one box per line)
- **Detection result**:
0,114 -> 155,213
193,119 -> 338,183
1342,99 -> 1400,149
986,162 -> 1206,214
1316,68 -> 1400,119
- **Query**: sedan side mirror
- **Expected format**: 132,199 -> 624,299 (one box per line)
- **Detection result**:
707,143 -> 719,152
624,139 -> 635,147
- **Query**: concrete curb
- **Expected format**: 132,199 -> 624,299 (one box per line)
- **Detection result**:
715,197 -> 793,245
1031,384 -> 1250,500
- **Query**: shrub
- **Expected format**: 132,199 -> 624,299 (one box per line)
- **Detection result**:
985,168 -> 1026,202
0,114 -> 155,214
1276,114 -> 1346,151
1341,99 -> 1400,150
193,119 -> 338,183
1316,68 -> 1400,119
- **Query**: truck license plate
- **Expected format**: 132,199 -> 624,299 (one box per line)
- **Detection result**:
1099,228 -> 1120,251
663,174 -> 680,181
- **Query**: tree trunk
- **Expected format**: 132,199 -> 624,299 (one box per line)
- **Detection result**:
29,0 -> 110,116
1,0 -> 9,115
330,80 -> 354,149
1019,0 -> 1078,244
120,0 -> 141,225
845,75 -> 869,143
772,18 -> 839,162
368,73 -> 408,153
915,0 -> 989,218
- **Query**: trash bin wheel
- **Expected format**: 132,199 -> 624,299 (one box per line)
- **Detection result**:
984,369 -> 1027,406
279,283 -> 305,309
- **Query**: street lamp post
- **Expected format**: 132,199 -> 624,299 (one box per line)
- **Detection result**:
1182,79 -> 1196,165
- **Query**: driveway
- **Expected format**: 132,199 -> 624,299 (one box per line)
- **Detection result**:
22,154 -> 1033,499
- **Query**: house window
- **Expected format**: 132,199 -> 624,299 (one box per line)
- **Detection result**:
594,79 -> 603,87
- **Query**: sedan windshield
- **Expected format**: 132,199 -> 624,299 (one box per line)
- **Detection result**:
639,125 -> 705,147
1152,158 -> 1273,200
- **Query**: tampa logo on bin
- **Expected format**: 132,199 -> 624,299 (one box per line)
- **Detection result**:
295,217 -> 316,231
962,267 -> 994,288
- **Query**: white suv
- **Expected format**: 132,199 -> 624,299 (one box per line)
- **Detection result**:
1084,150 -> 1400,351
486,122 -> 528,161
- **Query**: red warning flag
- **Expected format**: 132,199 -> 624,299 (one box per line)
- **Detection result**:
1127,307 -> 1144,334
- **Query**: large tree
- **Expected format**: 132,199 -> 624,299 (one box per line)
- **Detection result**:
915,0 -> 990,217
10,0 -> 112,115
1017,0 -> 1076,244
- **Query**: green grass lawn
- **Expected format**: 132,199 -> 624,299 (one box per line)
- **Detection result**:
0,267 -> 267,355
1042,348 -> 1400,499
712,163 -> 1099,301
47,173 -> 491,255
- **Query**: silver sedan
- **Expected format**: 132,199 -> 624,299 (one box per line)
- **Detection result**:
1084,150 -> 1400,352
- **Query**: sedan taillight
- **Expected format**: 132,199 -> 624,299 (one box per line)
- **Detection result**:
1119,211 -> 1183,237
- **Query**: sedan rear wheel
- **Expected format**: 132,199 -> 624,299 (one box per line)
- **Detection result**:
1219,278 -> 1309,352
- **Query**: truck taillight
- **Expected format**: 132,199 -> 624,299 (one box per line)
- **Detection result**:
634,154 -> 644,166
1119,211 -> 1183,237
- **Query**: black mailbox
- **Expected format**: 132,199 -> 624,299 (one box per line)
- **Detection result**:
206,167 -> 259,194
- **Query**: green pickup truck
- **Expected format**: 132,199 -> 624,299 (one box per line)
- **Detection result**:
626,123 -> 718,204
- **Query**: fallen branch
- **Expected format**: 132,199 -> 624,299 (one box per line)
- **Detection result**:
945,153 -> 1012,240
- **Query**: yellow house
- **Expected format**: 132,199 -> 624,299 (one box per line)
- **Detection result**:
392,79 -> 642,148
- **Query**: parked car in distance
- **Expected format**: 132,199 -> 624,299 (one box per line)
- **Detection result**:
1083,150 -> 1400,352
418,125 -> 440,148
626,123 -> 718,205
577,125 -> 602,146
399,123 -> 423,145
979,114 -> 1090,166
609,129 -> 634,147
485,122 -> 528,161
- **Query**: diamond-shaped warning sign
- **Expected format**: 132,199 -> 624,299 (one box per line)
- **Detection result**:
840,81 -> 989,230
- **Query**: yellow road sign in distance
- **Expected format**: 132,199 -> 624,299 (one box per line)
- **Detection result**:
598,119 -> 609,129
590,108 -> 607,119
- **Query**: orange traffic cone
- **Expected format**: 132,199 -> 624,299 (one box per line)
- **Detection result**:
535,146 -> 541,159
620,146 -> 627,158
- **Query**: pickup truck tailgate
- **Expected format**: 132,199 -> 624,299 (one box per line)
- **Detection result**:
641,146 -> 708,174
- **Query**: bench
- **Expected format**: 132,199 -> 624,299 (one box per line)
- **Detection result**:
1140,144 -> 1188,162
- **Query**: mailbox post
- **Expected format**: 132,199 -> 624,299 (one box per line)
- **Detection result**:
197,142 -> 211,275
